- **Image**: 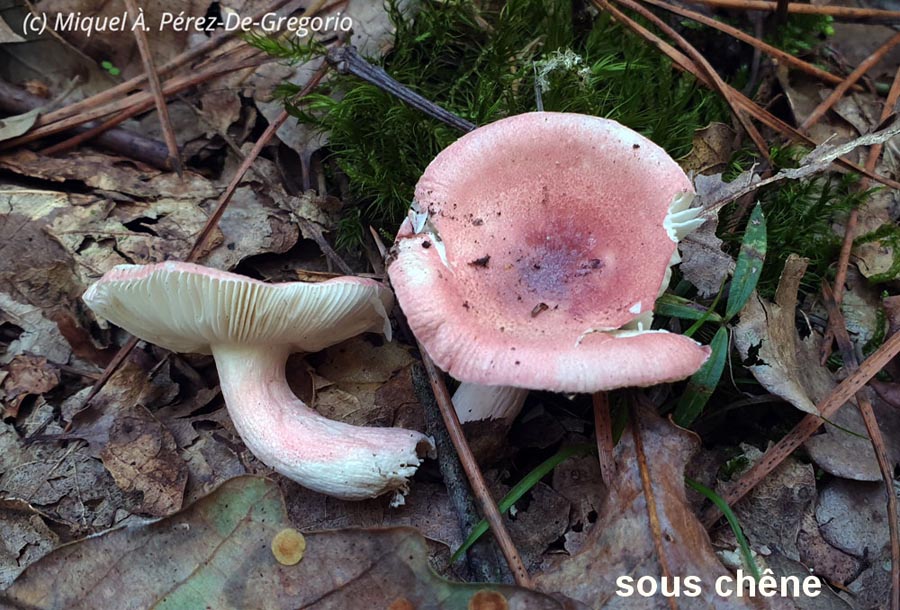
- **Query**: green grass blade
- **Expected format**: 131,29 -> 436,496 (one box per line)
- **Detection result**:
450,444 -> 595,564
725,203 -> 767,321
655,293 -> 724,323
673,326 -> 729,427
683,276 -> 728,338
685,476 -> 761,580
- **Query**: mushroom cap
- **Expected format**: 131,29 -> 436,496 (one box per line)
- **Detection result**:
84,262 -> 393,354
388,112 -> 709,393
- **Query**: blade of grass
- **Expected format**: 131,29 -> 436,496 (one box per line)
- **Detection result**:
655,293 -> 724,323
725,202 -> 766,321
673,326 -> 729,427
685,476 -> 761,579
684,278 -> 727,337
450,444 -> 595,563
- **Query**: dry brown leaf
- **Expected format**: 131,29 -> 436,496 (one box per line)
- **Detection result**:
815,479 -> 894,608
99,404 -> 188,517
681,123 -> 736,175
534,406 -> 771,609
551,455 -> 603,556
201,184 -> 299,270
804,394 -> 900,481
2,476 -> 576,609
313,336 -> 420,428
796,512 -> 863,587
678,214 -> 734,297
180,429 -> 248,504
716,449 -> 815,562
0,5 -> 114,99
199,89 -> 243,135
0,294 -> 72,367
733,255 -> 820,415
1,355 -> 60,418
0,151 -> 216,199
0,15 -> 25,44
0,418 -> 133,534
498,481 -> 570,571
56,357 -> 179,457
0,499 -> 58,589
763,553 -> 853,610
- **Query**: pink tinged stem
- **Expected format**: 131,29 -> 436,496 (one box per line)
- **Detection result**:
212,343 -> 434,503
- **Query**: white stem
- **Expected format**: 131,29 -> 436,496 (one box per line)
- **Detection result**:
452,383 -> 529,424
212,343 -> 434,503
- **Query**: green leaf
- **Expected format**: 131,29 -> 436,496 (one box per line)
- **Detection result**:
673,326 -> 729,427
450,444 -> 595,563
655,293 -> 724,323
725,203 -> 767,321
685,476 -> 761,580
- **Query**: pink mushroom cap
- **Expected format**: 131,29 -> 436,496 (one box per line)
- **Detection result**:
388,112 -> 710,393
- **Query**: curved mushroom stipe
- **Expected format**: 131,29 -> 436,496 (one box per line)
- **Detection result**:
388,112 -> 711,395
84,262 -> 434,503
214,344 -> 433,501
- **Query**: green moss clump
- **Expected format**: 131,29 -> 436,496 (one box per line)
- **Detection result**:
723,167 -> 867,298
277,0 -> 726,247
855,221 -> 900,283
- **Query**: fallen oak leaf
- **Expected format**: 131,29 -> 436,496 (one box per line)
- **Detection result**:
99,404 -> 187,517
534,405 -> 774,609
1,476 -> 579,610
679,213 -> 734,298
1,355 -> 60,419
733,255 -> 821,415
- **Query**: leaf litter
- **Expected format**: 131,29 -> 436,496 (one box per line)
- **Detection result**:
2,0 -> 900,607
1,476 -> 577,610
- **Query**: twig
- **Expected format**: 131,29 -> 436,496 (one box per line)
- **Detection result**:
325,46 -> 476,133
596,0 -> 900,190
641,0 -> 860,91
0,81 -> 171,169
419,348 -> 533,587
703,119 -> 900,214
631,406 -> 679,610
185,58 -> 327,259
800,31 -> 900,131
682,0 -> 900,23
821,64 -> 900,363
604,0 -> 771,160
5,45 -> 264,150
30,0 -> 295,130
411,364 -> 505,582
123,0 -> 182,174
296,215 -> 354,275
701,327 -> 900,527
339,60 -> 523,581
63,336 -> 139,431
774,0 -> 789,25
821,282 -> 899,610
593,392 -> 616,487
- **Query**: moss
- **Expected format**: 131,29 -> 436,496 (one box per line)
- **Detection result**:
855,221 -> 900,284
723,145 -> 869,298
272,0 -> 726,247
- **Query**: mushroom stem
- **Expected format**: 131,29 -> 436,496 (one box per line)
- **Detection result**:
212,343 -> 434,503
451,382 -> 529,424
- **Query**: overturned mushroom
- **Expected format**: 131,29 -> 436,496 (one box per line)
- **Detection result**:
84,262 -> 434,504
388,112 -> 709,420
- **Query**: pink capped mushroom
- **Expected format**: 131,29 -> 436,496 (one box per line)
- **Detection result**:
83,262 -> 434,504
387,112 -> 710,423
